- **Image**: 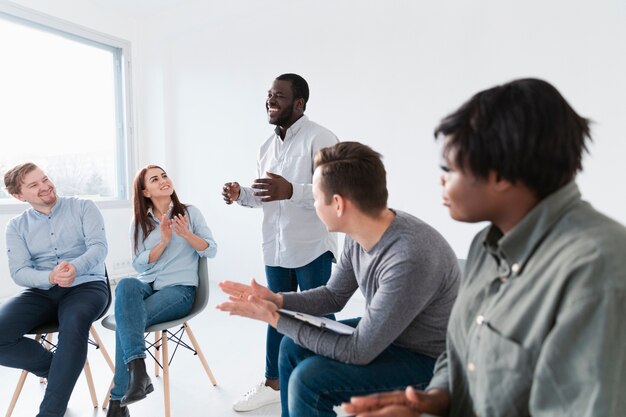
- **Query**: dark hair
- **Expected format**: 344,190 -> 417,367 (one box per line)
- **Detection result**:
3,162 -> 39,195
314,141 -> 388,216
276,73 -> 309,111
434,78 -> 591,198
132,165 -> 187,253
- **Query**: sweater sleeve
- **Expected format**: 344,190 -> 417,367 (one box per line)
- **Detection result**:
278,233 -> 447,365
277,252 -> 433,365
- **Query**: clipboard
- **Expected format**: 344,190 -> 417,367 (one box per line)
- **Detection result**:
278,309 -> 356,335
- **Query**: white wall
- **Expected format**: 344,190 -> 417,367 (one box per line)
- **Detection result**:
2,0 -> 625,297
135,0 -> 626,285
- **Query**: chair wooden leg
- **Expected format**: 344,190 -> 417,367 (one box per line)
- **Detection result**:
102,379 -> 114,410
89,325 -> 115,409
43,332 -> 53,348
161,331 -> 171,417
83,359 -> 98,408
5,334 -> 42,417
9,325 -> 115,415
5,370 -> 29,417
154,331 -> 161,377
183,323 -> 217,386
89,326 -> 115,372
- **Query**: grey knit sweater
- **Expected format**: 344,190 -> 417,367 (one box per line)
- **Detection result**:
277,209 -> 460,365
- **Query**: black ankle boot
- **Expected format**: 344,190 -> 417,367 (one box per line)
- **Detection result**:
106,399 -> 130,417
120,358 -> 154,407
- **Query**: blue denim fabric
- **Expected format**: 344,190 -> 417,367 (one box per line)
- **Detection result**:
264,251 -> 334,380
278,318 -> 437,417
110,278 -> 195,400
0,281 -> 108,417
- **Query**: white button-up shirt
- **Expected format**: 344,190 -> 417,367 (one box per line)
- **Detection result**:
238,115 -> 338,268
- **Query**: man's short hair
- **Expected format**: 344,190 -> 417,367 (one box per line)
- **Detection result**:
314,141 -> 388,216
276,73 -> 309,111
434,78 -> 591,198
3,162 -> 39,195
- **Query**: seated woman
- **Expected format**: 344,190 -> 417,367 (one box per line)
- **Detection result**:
107,165 -> 217,417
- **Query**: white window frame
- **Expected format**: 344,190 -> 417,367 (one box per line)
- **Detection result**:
0,3 -> 134,213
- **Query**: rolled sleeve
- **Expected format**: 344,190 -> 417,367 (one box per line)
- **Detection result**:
132,249 -> 154,273
6,221 -> 54,289
188,206 -> 218,259
237,186 -> 261,208
289,183 -> 313,208
426,351 -> 450,392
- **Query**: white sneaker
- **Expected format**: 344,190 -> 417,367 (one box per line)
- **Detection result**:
232,381 -> 281,412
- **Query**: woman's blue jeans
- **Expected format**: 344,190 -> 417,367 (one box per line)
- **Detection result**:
278,318 -> 437,417
264,251 -> 334,380
110,278 -> 196,400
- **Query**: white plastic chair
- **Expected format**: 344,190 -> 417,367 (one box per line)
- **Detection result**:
101,257 -> 217,417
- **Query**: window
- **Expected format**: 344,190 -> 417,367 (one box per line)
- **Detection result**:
0,5 -> 133,208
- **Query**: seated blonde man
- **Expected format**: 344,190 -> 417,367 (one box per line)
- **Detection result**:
0,163 -> 108,417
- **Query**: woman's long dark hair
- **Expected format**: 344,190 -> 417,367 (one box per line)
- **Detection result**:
132,165 -> 187,253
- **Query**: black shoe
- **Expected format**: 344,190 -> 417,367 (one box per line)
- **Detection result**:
120,359 -> 154,407
106,400 -> 130,417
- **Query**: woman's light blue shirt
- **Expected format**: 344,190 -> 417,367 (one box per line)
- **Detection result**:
130,205 -> 217,290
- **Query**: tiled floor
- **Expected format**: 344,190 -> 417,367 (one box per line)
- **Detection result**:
0,280 -> 364,417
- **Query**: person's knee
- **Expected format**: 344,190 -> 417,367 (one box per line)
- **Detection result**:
0,319 -> 16,347
115,277 -> 142,297
279,336 -> 298,354
59,312 -> 93,336
58,299 -> 102,336
0,306 -> 30,347
0,330 -> 17,349
292,356 -> 328,387
287,356 -> 330,413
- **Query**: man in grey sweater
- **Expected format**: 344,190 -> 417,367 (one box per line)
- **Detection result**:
218,141 -> 460,417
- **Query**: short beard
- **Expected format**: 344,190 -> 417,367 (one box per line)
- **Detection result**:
269,101 -> 295,127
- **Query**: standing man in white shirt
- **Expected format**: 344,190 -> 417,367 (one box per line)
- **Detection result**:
222,73 -> 339,412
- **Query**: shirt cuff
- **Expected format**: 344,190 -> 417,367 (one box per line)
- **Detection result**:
426,371 -> 449,392
133,250 -> 153,272
290,183 -> 305,202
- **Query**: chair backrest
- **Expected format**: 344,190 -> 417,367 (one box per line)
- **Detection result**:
189,256 -> 209,318
141,257 -> 209,332
98,266 -> 113,321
